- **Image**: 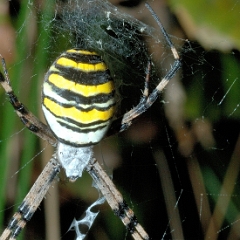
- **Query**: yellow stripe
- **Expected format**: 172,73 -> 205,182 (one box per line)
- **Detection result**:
56,57 -> 107,72
48,73 -> 114,96
44,98 -> 115,124
66,49 -> 97,55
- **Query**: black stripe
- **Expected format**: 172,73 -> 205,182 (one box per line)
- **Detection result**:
18,202 -> 34,221
44,81 -> 115,105
21,116 -> 40,133
44,95 -> 115,112
0,72 -> 5,82
12,225 -> 24,238
43,102 -> 112,129
50,64 -> 112,85
114,201 -> 138,234
58,116 -> 111,128
62,50 -> 102,64
8,92 -> 28,114
8,216 -> 18,230
57,136 -> 96,147
57,117 -> 111,133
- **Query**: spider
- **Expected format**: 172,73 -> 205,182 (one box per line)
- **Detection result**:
0,2 -> 181,240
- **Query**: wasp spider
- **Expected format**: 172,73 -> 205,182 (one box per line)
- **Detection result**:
0,3 -> 181,240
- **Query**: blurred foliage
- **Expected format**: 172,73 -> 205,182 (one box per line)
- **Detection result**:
168,0 -> 240,51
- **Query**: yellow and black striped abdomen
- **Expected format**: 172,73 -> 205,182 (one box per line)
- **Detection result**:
42,49 -> 115,146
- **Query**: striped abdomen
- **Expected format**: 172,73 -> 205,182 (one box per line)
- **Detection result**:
42,49 -> 115,146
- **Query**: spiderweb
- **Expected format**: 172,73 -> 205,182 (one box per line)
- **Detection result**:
0,0 -> 240,240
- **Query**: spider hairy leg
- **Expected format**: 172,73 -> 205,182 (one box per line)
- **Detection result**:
106,60 -> 152,134
142,60 -> 151,99
0,56 -> 56,145
119,3 -> 181,131
0,156 -> 60,240
145,3 -> 180,61
86,159 -> 149,240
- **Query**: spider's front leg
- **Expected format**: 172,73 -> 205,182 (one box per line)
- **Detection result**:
86,158 -> 149,240
120,58 -> 181,132
116,3 -> 182,133
119,60 -> 152,132
0,56 -> 56,145
0,156 -> 60,240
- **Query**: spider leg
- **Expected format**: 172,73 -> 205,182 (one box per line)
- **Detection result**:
87,158 -> 149,240
113,3 -> 182,132
106,60 -> 152,136
120,59 -> 181,131
142,60 -> 151,99
0,155 -> 60,240
0,56 -> 56,145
